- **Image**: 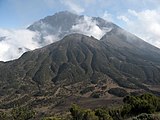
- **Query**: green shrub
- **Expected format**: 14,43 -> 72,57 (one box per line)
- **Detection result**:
0,111 -> 8,120
70,104 -> 85,120
123,94 -> 158,115
121,104 -> 132,117
95,108 -> 113,120
108,88 -> 128,97
83,109 -> 98,120
42,117 -> 61,120
132,113 -> 153,120
109,108 -> 123,120
70,104 -> 99,120
140,94 -> 159,111
11,106 -> 35,120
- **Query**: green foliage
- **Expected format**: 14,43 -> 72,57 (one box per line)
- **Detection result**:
95,108 -> 113,120
140,94 -> 159,110
83,109 -> 98,120
121,104 -> 132,117
42,117 -> 61,120
1,93 -> 160,120
123,93 -> 160,116
132,113 -> 154,120
109,108 -> 123,120
70,104 -> 85,120
11,106 -> 35,120
70,104 -> 99,120
0,95 -> 31,109
69,94 -> 160,120
0,111 -> 8,120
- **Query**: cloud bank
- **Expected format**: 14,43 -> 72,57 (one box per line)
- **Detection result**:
71,16 -> 108,39
0,29 -> 40,61
117,9 -> 160,48
0,28 -> 59,62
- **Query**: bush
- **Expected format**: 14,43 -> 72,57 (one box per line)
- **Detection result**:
83,110 -> 98,120
70,104 -> 85,120
108,88 -> 128,97
95,108 -> 113,120
42,117 -> 61,120
109,108 -> 123,120
121,104 -> 132,117
11,106 -> 35,120
70,104 -> 99,120
123,93 -> 159,115
140,94 -> 159,111
0,111 -> 8,120
132,113 -> 153,120
91,91 -> 103,98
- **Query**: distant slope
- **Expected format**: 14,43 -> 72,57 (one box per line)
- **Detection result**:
101,27 -> 160,84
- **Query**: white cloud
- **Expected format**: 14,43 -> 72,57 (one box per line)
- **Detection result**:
102,11 -> 113,22
43,35 -> 59,44
0,28 -> 59,62
0,29 -> 40,61
71,16 -> 108,39
118,9 -> 160,48
117,15 -> 129,23
61,0 -> 84,14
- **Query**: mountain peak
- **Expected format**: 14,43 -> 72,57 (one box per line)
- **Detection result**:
27,11 -> 116,45
62,33 -> 96,41
54,10 -> 77,16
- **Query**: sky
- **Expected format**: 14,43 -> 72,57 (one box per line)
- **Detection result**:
0,0 -> 160,29
1,0 -> 160,61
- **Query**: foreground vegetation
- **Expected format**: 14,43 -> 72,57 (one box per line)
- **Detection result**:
1,93 -> 160,120
67,93 -> 160,120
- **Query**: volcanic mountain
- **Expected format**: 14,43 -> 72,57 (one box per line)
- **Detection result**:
1,12 -> 160,115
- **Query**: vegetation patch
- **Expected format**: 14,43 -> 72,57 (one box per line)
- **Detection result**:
108,87 -> 128,97
80,86 -> 95,94
90,91 -> 104,98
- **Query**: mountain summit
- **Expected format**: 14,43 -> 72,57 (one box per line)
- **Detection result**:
28,11 -> 116,44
